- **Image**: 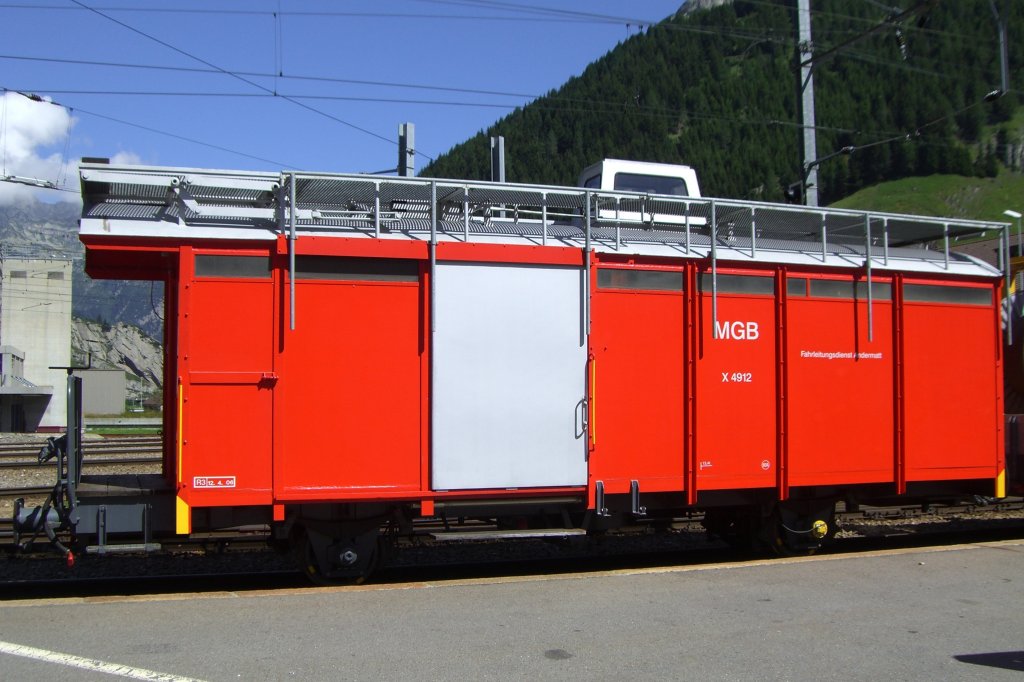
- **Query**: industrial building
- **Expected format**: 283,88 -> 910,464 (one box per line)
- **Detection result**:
0,256 -> 71,431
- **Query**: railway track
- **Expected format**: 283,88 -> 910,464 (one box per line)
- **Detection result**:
0,436 -> 162,470
0,486 -> 53,499
0,436 -> 162,450
0,457 -> 162,470
0,437 -> 160,456
2,493 -> 1021,542
3,440 -> 1022,583
2,511 -> 1023,597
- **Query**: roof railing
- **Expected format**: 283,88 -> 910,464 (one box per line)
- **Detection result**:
80,164 -> 1013,341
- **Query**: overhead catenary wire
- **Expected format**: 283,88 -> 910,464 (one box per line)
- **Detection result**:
812,90 -> 1007,171
11,87 -> 900,139
1,3 -> 797,50
0,6 -> 991,119
9,84 -> 982,168
1,0 -> 1002,187
0,54 -> 539,100
0,3 -> 652,23
273,0 -> 282,95
838,48 -> 995,82
64,0 -> 788,162
0,1 -> 985,44
7,6 -> 940,138
739,0 -> 980,42
0,84 -> 297,171
67,0 -> 436,162
69,104 -> 297,169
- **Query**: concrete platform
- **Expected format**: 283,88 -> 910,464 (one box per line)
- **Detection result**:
1,540 -> 1022,681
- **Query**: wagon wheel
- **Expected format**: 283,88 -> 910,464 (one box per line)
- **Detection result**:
293,526 -> 381,586
766,507 -> 835,557
701,507 -> 761,552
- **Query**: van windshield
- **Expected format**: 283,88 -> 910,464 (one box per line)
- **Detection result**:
613,172 -> 689,196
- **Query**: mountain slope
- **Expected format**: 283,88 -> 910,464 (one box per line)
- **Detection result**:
832,171 -> 1024,223
0,201 -> 164,341
422,0 -> 1023,205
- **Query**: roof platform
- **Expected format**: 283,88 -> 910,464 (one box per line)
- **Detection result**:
79,163 -> 1010,279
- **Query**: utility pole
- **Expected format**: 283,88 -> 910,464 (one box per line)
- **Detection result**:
991,0 -> 1010,95
796,2 -> 939,206
797,0 -> 819,206
490,136 -> 506,183
398,123 -> 415,177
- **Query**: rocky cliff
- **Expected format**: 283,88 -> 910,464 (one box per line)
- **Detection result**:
71,317 -> 163,401
679,0 -> 732,15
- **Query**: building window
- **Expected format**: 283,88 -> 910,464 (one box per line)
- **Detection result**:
48,271 -> 64,280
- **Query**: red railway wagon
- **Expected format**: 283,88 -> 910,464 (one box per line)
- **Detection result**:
16,160 -> 1013,581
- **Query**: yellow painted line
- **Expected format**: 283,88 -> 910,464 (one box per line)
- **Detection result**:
2,538 -> 1021,608
175,496 -> 190,536
175,380 -> 190,536
590,357 -> 596,446
176,380 -> 183,485
996,469 -> 1006,498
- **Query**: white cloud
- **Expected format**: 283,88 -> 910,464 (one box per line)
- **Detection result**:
0,92 -> 77,205
110,151 -> 143,166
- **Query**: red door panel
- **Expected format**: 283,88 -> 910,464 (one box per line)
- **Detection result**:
276,278 -> 424,499
696,278 -> 777,490
787,280 -> 894,486
183,276 -> 275,507
590,274 -> 685,495
903,285 -> 1000,481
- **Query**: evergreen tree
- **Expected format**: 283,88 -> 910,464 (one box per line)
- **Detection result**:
422,0 -> 1022,205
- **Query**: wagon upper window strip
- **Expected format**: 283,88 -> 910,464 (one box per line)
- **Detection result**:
295,256 -> 419,282
903,283 -> 991,305
856,281 -> 890,301
787,278 -> 807,297
194,255 -> 271,279
597,269 -> 684,291
699,273 -> 774,295
808,279 -> 891,301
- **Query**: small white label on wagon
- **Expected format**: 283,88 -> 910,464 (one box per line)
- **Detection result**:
193,476 -> 236,488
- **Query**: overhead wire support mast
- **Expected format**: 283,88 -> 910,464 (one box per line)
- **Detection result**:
795,0 -> 939,207
796,0 -> 818,207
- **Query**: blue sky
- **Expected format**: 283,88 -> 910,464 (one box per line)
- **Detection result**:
0,1 -> 686,203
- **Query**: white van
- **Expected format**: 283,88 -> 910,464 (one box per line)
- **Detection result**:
578,159 -> 704,227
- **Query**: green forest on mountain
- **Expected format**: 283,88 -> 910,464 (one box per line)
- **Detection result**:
421,0 -> 1024,206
